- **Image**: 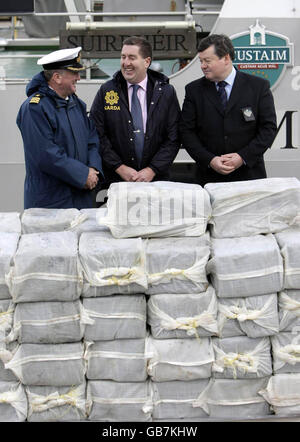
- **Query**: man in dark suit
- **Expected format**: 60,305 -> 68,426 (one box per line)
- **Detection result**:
180,34 -> 277,186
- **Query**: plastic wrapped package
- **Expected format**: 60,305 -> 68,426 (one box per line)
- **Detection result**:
85,339 -> 147,382
193,377 -> 271,419
6,231 -> 81,303
207,235 -> 283,298
151,379 -> 210,420
79,233 -> 147,297
271,332 -> 300,374
21,208 -> 87,234
147,286 -> 218,339
278,290 -> 300,332
5,342 -> 85,386
0,232 -> 19,299
0,381 -> 27,422
0,299 -> 14,341
75,208 -> 111,237
147,336 -> 214,382
218,294 -> 279,338
212,336 -> 272,379
26,383 -> 87,422
259,374 -> 300,417
205,177 -> 300,238
87,380 -> 152,422
275,227 -> 300,289
0,340 -> 18,381
83,295 -> 146,341
99,181 -> 212,238
11,300 -> 90,344
145,235 -> 210,295
0,213 -> 21,234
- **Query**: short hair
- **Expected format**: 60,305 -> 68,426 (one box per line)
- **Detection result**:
43,69 -> 67,81
197,34 -> 235,61
122,36 -> 152,60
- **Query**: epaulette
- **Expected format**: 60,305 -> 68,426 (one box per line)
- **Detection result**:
29,93 -> 44,104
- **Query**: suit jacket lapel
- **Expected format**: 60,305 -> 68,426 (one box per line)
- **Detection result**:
203,78 -> 224,116
225,70 -> 245,114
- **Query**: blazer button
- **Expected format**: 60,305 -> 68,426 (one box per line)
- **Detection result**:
130,138 -> 133,141
131,157 -> 135,161
128,120 -> 131,123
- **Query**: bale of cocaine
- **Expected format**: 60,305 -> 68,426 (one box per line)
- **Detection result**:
85,339 -> 147,382
83,295 -> 147,341
278,290 -> 300,332
0,232 -> 19,299
217,294 -> 279,338
79,233 -> 147,297
259,374 -> 300,417
26,383 -> 87,422
145,235 -> 210,295
275,227 -> 300,289
212,336 -> 272,379
5,342 -> 85,386
87,380 -> 152,422
271,332 -> 300,374
147,337 -> 214,382
147,286 -> 218,339
6,231 -> 81,303
205,177 -> 300,238
21,208 -> 87,234
0,381 -> 27,421
76,208 -> 110,236
207,235 -> 283,298
99,181 -> 212,238
0,213 -> 21,234
0,341 -> 18,382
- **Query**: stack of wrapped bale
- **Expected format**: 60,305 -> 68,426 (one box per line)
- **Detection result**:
100,181 -> 215,421
204,177 -> 300,420
0,213 -> 27,422
258,226 -> 300,417
4,221 -> 87,422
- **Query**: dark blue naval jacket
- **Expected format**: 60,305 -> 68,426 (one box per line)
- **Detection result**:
17,72 -> 103,209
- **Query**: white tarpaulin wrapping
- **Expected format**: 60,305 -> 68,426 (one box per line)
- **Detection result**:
11,300 -> 91,344
259,374 -> 300,417
0,213 -> 21,234
147,336 -> 214,381
85,339 -> 148,382
79,233 -> 147,297
83,295 -> 147,341
0,381 -> 27,422
205,178 -> 300,238
212,336 -> 272,379
99,181 -> 212,238
151,379 -> 210,420
87,380 -> 152,422
6,232 -> 82,303
5,343 -> 85,386
26,383 -> 87,422
271,332 -> 300,373
218,294 -> 279,338
278,290 -> 300,332
275,227 -> 300,289
192,377 -> 271,419
0,232 -> 19,299
147,286 -> 218,339
75,208 -> 110,236
145,235 -> 210,295
0,299 -> 14,340
21,208 -> 87,234
0,341 -> 18,382
207,235 -> 283,298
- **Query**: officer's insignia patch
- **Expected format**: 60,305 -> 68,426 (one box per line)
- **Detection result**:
241,107 -> 255,121
105,90 -> 119,105
30,94 -> 41,104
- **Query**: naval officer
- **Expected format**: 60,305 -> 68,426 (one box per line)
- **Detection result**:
180,34 -> 277,186
17,47 -> 103,209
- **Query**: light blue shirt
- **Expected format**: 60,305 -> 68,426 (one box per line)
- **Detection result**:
215,67 -> 236,99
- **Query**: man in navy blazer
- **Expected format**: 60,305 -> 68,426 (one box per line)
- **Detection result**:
180,34 -> 277,186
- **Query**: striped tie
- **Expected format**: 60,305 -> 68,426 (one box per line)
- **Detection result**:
131,84 -> 144,167
217,80 -> 228,110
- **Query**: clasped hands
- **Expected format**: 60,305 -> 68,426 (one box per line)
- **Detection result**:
209,153 -> 244,175
116,165 -> 155,182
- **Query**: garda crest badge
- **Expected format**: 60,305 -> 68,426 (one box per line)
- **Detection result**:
231,20 -> 294,90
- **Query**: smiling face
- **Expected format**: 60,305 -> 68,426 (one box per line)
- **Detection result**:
121,44 -> 151,84
52,69 -> 81,99
199,44 -> 232,82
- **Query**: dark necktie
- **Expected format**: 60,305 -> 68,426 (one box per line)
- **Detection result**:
217,80 -> 228,110
131,84 -> 144,167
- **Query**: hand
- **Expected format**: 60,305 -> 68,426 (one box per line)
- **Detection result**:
221,153 -> 244,170
135,167 -> 156,182
84,167 -> 99,189
209,156 -> 235,175
115,164 -> 139,182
